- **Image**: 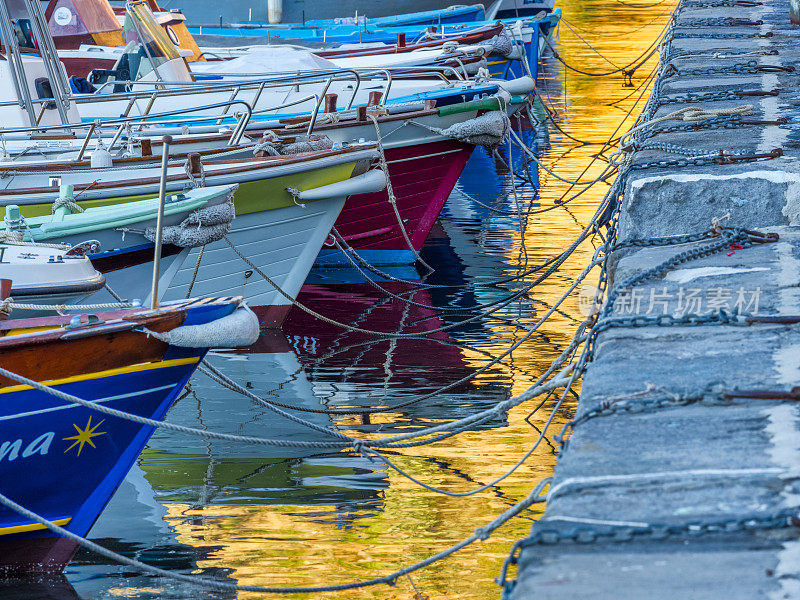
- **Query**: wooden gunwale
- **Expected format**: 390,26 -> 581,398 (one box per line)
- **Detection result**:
0,312 -> 184,387
315,23 -> 503,58
0,145 -> 372,196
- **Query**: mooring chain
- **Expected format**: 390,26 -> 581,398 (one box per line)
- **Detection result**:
671,31 -> 774,39
581,228 -> 779,363
627,140 -> 751,158
499,507 -> 799,595
555,382 -> 800,449
675,17 -> 763,26
555,387 -> 714,443
678,0 -> 764,8
664,61 -> 794,78
657,89 -> 778,106
604,228 -> 771,315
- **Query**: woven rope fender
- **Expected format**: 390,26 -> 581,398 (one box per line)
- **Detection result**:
144,304 -> 260,348
0,230 -> 23,243
488,33 -> 514,57
463,57 -> 490,76
434,110 -> 512,148
255,133 -> 335,157
145,196 -> 236,248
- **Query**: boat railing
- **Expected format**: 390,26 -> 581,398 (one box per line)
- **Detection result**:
89,67 -> 375,96
85,65 -> 458,108
0,64 -> 473,144
0,99 -> 255,154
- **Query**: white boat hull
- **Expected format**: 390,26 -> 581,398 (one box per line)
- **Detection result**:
161,195 -> 346,326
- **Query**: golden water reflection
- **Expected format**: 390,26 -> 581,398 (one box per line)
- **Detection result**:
137,3 -> 676,598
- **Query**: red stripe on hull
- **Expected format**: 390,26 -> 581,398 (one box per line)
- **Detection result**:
334,140 -> 473,252
0,537 -> 78,575
250,303 -> 292,329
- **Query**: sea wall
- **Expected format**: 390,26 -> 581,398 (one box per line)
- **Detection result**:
508,1 -> 800,597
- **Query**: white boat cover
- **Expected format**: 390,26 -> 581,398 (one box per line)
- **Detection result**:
192,46 -> 339,74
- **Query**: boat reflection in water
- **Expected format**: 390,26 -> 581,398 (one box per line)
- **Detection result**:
282,263 -> 512,429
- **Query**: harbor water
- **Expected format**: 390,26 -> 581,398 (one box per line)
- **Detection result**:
1,2 -> 674,598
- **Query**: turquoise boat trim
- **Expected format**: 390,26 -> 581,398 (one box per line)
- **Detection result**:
3,186 -> 235,241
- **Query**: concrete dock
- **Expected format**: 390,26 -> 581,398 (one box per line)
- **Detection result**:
507,0 -> 800,597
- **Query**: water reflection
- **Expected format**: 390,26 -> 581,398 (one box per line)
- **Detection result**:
5,3 -> 678,597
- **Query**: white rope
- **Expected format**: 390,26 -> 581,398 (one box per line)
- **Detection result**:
610,104 -> 755,166
0,238 -> 69,249
0,293 -> 133,317
4,300 -> 134,312
0,230 -> 23,243
51,194 -> 84,214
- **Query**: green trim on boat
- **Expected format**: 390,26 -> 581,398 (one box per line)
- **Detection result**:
11,161 -> 359,219
436,96 -> 524,117
2,185 -> 236,241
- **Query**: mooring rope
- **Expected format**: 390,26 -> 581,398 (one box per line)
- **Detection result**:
368,113 -> 435,273
222,235 -> 579,339
0,477 -> 550,594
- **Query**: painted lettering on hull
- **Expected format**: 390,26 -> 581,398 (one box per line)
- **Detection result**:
0,433 -> 54,462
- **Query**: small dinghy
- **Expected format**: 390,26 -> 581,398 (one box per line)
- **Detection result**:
0,243 -> 105,317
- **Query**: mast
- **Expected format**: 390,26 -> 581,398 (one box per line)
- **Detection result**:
0,0 -> 38,125
24,0 -> 72,123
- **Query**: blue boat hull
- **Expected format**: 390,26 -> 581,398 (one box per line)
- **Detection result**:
143,0 -> 484,27
0,301 -> 238,573
191,11 -> 559,81
315,247 -> 417,267
0,359 -> 202,572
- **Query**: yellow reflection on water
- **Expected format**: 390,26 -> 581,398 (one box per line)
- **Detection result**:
145,3 -> 676,597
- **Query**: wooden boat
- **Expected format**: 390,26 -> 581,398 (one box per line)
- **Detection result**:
45,0 -> 509,79
191,11 -> 559,80
0,145 -> 384,325
0,243 -> 105,316
0,296 -> 254,573
0,0 -> 490,141
0,0 -> 529,176
300,91 -> 530,266
194,21 -> 491,45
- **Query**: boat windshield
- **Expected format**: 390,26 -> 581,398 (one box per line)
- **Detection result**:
122,0 -> 180,78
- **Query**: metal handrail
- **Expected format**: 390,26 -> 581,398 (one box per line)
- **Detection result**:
250,93 -> 318,116
0,0 -> 36,124
306,78 -> 333,135
0,99 -> 254,137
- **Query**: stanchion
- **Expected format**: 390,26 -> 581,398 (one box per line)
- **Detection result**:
150,135 -> 172,309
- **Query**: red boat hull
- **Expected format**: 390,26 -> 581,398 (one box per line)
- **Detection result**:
0,537 -> 79,574
317,139 -> 473,266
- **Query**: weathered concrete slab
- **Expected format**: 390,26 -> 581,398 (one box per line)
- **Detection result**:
620,167 -> 800,240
